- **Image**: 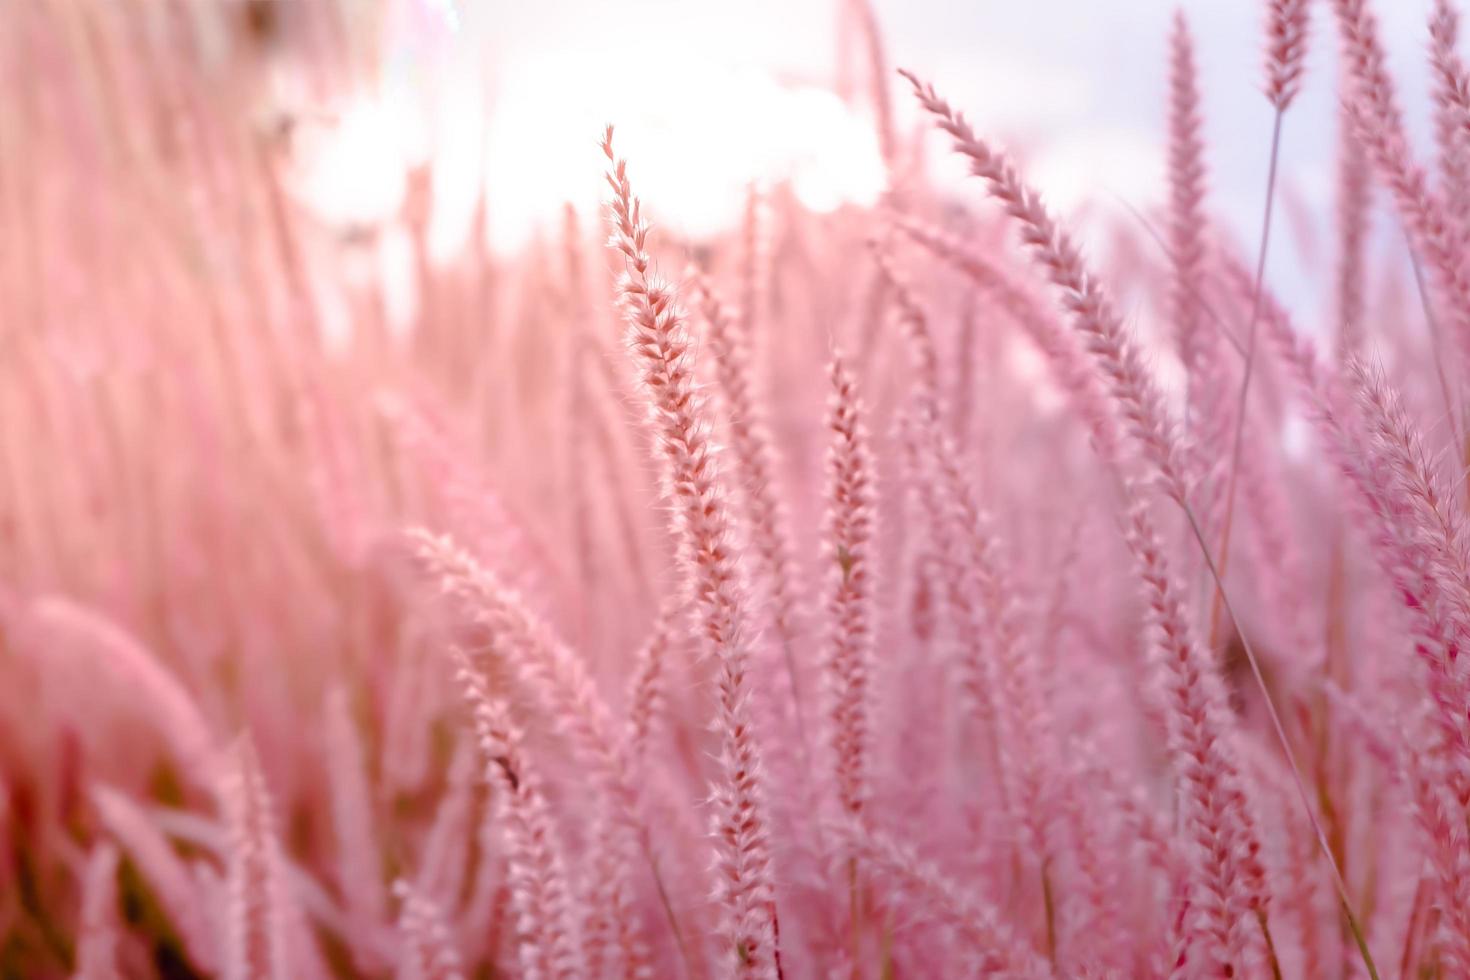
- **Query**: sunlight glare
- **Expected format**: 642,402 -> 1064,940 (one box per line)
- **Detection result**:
481,53 -> 886,252
288,44 -> 887,260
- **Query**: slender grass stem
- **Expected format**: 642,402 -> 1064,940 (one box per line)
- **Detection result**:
1210,109 -> 1283,649
1182,503 -> 1379,980
1403,242 -> 1464,453
1257,908 -> 1283,980
1040,863 -> 1057,964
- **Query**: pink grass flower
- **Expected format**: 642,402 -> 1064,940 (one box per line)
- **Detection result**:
1264,0 -> 1312,111
603,126 -> 781,978
822,353 -> 877,820
901,70 -> 1192,506
222,737 -> 291,980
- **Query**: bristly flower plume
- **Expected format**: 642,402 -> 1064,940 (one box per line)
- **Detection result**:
1265,0 -> 1311,111
603,126 -> 780,979
822,352 -> 876,819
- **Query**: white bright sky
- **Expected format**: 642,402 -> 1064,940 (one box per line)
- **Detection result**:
286,0 -> 1446,328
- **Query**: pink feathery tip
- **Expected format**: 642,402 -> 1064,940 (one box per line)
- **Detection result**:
410,527 -> 652,970
409,527 -> 620,756
1430,0 -> 1470,244
1334,0 -> 1470,372
901,69 -> 1191,505
1264,0 -> 1311,111
1431,0 -> 1470,137
888,212 -> 1120,454
412,533 -> 606,742
1166,8 -> 1235,546
409,528 -> 640,806
603,128 -> 779,978
1167,12 -> 1211,372
823,353 -> 876,817
1121,500 -> 1263,975
222,737 -> 290,980
455,655 -> 586,980
1334,104 -> 1372,356
1252,272 -> 1470,803
1340,361 -> 1470,771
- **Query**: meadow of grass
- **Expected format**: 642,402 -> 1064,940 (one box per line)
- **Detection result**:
10,0 -> 1470,977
